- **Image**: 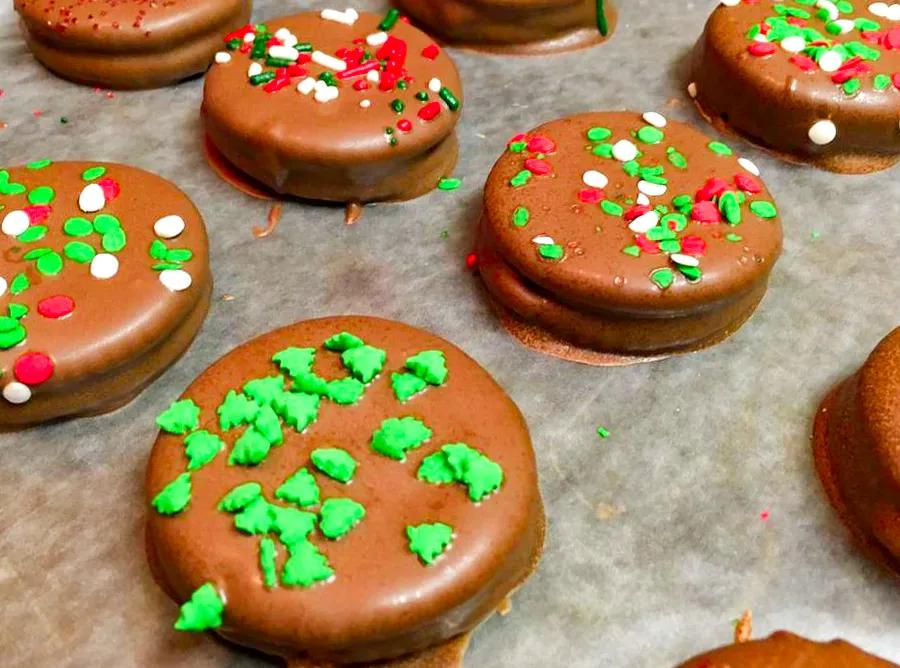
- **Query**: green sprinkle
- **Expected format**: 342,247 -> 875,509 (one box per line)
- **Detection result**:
843,78 -> 861,96
874,74 -> 892,91
407,523 -> 454,565
156,399 -> 200,435
26,159 -> 52,170
243,376 -> 285,407
725,233 -> 743,242
597,426 -> 611,440
9,273 -> 30,296
217,390 -> 259,430
510,170 -> 531,188
326,377 -> 365,405
319,498 -> 365,540
81,166 -> 107,181
508,141 -> 527,153
666,147 -> 688,169
234,497 -> 274,535
438,177 -> 461,191
592,143 -> 614,158
276,467 -> 321,508
442,443 -> 504,502
439,87 -> 461,111
292,373 -> 330,397
390,99 -> 405,114
392,372 -> 427,402
93,213 -> 120,234
102,227 -> 127,253
749,200 -> 778,219
636,126 -> 665,144
622,245 -> 641,257
259,538 -> 278,589
650,268 -> 675,290
271,506 -> 317,546
272,347 -> 316,379
601,200 -> 624,216
63,216 -> 93,237
17,225 -> 47,243
378,8 -> 401,30
152,472 -> 192,515
707,141 -> 733,156
27,186 -> 55,205
229,427 -> 271,466
371,416 -> 432,461
342,345 -> 386,383
254,405 -> 284,446
273,392 -> 320,432
512,206 -> 530,227
587,127 -> 612,142
311,448 -> 358,483
218,482 -> 263,512
538,244 -> 564,260
250,72 -> 277,86
184,430 -> 225,470
282,541 -> 333,587
405,350 -> 448,385
174,584 -> 224,632
324,332 -> 365,352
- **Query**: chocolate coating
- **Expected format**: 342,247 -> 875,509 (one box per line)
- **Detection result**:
0,161 -> 211,431
146,316 -> 544,664
814,328 -> 900,576
676,631 -> 897,667
15,0 -> 251,90
691,2 -> 900,174
202,12 -> 464,204
478,111 -> 783,360
393,0 -> 617,54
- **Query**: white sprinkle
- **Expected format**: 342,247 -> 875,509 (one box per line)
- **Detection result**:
282,34 -> 299,48
90,253 -> 119,279
889,3 -> 900,20
738,157 -> 761,176
275,28 -> 293,41
3,382 -> 31,405
816,0 -> 839,20
780,36 -> 806,53
638,180 -> 668,197
687,82 -> 698,99
636,194 -> 651,206
754,32 -> 770,43
532,236 -> 554,245
0,277 -> 7,298
809,119 -> 837,145
612,140 -> 639,162
214,51 -> 232,64
721,0 -> 741,6
314,80 -> 329,93
153,215 -> 186,239
869,2 -> 889,16
642,111 -> 667,128
628,211 -> 660,234
360,99 -> 371,108
366,31 -> 388,46
160,269 -> 193,292
428,77 -> 443,93
243,32 -> 256,44
582,170 -> 608,189
832,19 -> 855,34
314,86 -> 340,103
312,50 -> 348,72
1,210 -> 30,237
818,49 -> 843,72
269,45 -> 300,61
320,8 -> 359,25
366,69 -> 380,83
671,253 -> 700,267
78,183 -> 105,213
248,62 -> 263,78
297,77 -> 317,95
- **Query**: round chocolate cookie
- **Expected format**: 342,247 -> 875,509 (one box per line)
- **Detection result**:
477,111 -> 783,364
392,0 -> 617,54
145,316 -> 544,665
0,161 -> 211,431
202,10 -> 464,204
676,631 -> 897,667
813,327 -> 900,576
691,0 -> 900,174
14,0 -> 252,90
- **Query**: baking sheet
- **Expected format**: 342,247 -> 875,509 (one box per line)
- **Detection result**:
1,0 -> 898,666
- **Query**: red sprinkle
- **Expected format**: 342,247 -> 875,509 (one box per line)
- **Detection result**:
695,177 -> 729,202
623,205 -> 652,222
465,252 -> 478,270
527,136 -> 557,154
397,119 -> 412,133
418,101 -> 442,121
734,174 -> 762,194
893,73 -> 900,91
691,201 -> 722,224
760,510 -> 771,522
524,158 -> 552,175
37,295 -> 75,319
421,44 -> 440,60
681,236 -> 707,256
748,42 -> 776,57
789,54 -> 817,72
507,133 -> 528,147
24,205 -> 52,224
577,188 -> 605,204
635,235 -> 661,254
14,352 -> 54,386
98,178 -> 120,201
885,27 -> 900,50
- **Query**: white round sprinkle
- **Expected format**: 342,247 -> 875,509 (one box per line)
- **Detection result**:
90,253 -> 119,280
642,111 -> 667,128
671,253 -> 700,267
78,183 -> 105,213
721,0 -> 741,6
638,180 -> 668,197
0,277 -> 7,298
636,194 -> 651,206
248,62 -> 263,78
532,236 -> 554,245
160,269 -> 193,292
869,2 -> 889,17
809,119 -> 838,145
366,31 -> 388,46
833,19 -> 855,34
889,3 -> 900,20
428,77 -> 442,93
243,32 -> 255,44
780,36 -> 806,53
359,99 -> 371,109
738,157 -> 761,176
282,34 -> 299,48
754,32 -> 770,43
3,382 -> 31,405
153,214 -> 186,239
1,210 -> 30,237
314,86 -> 340,103
268,45 -> 300,62
214,51 -> 232,64
297,77 -> 317,95
582,170 -> 608,189
275,27 -> 293,41
628,211 -> 660,234
612,140 -> 639,162
818,50 -> 843,73
367,69 -> 380,83
688,82 -> 698,98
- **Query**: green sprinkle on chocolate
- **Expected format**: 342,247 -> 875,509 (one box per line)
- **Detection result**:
341,345 -> 386,383
272,347 -> 316,379
319,498 -> 366,540
538,244 -> 564,261
229,427 -> 272,467
510,170 -> 531,188
276,467 -> 321,508
234,497 -> 274,534
254,405 -> 284,446
512,206 -> 530,228
292,373 -> 330,396
152,472 -> 192,515
324,332 -> 364,352
636,126 -> 665,144
405,350 -> 448,386
81,166 -> 107,181
174,583 -> 224,632
217,390 -> 260,430
311,448 -> 358,483
407,523 -> 454,565
271,506 -> 317,546
601,200 -> 624,216
259,538 -> 278,588
156,399 -> 200,435
273,392 -> 320,432
707,141 -> 733,156
27,186 -> 55,206
417,452 -> 456,484
371,416 -> 432,460
326,377 -> 365,405
392,372 -> 427,402
282,541 -> 333,587
243,376 -> 285,407
26,159 -> 52,170
650,268 -> 675,290
418,443 -> 504,502
586,127 -> 612,142
219,482 -> 263,512
184,430 -> 225,470
749,200 -> 778,219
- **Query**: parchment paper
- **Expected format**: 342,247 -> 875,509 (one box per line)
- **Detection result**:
1,1 -> 898,666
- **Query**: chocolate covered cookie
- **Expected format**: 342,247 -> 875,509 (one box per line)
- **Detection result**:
813,327 -> 900,575
145,316 -> 544,665
477,111 -> 783,364
0,161 -> 211,431
15,0 -> 252,90
691,0 -> 900,173
676,631 -> 897,667
202,10 -> 464,204
393,0 -> 617,54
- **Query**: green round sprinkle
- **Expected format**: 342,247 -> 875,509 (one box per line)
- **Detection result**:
636,126 -> 665,144
508,141 -> 527,153
174,583 -> 224,632
749,201 -> 778,219
874,74 -> 892,91
538,244 -> 564,260
26,159 -> 52,170
319,498 -> 366,540
843,78 -> 861,96
601,200 -> 625,216
17,225 -> 47,243
311,448 -> 358,483
437,177 -> 461,191
64,241 -> 96,264
36,251 -> 63,276
586,127 -> 612,142
407,523 -> 454,565
512,206 -> 530,228
62,217 -> 91,237
152,472 -> 192,515
27,186 -> 55,205
102,227 -> 127,253
390,99 -> 405,114
592,143 -> 614,158
93,213 -> 121,234
81,166 -> 106,181
510,170 -> 531,188
707,141 -> 733,156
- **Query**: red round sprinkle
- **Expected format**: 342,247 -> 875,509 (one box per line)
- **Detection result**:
696,177 -> 728,202
37,295 -> 75,319
577,188 -> 604,204
507,133 -> 527,146
524,158 -> 552,175
748,42 -> 776,57
24,205 -> 52,224
13,352 -> 54,386
691,201 -> 722,224
681,236 -> 707,256
465,252 -> 478,270
421,44 -> 440,60
635,235 -> 661,254
623,205 -> 652,222
98,178 -> 120,201
734,174 -> 762,194
397,119 -> 412,133
527,136 -> 556,154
